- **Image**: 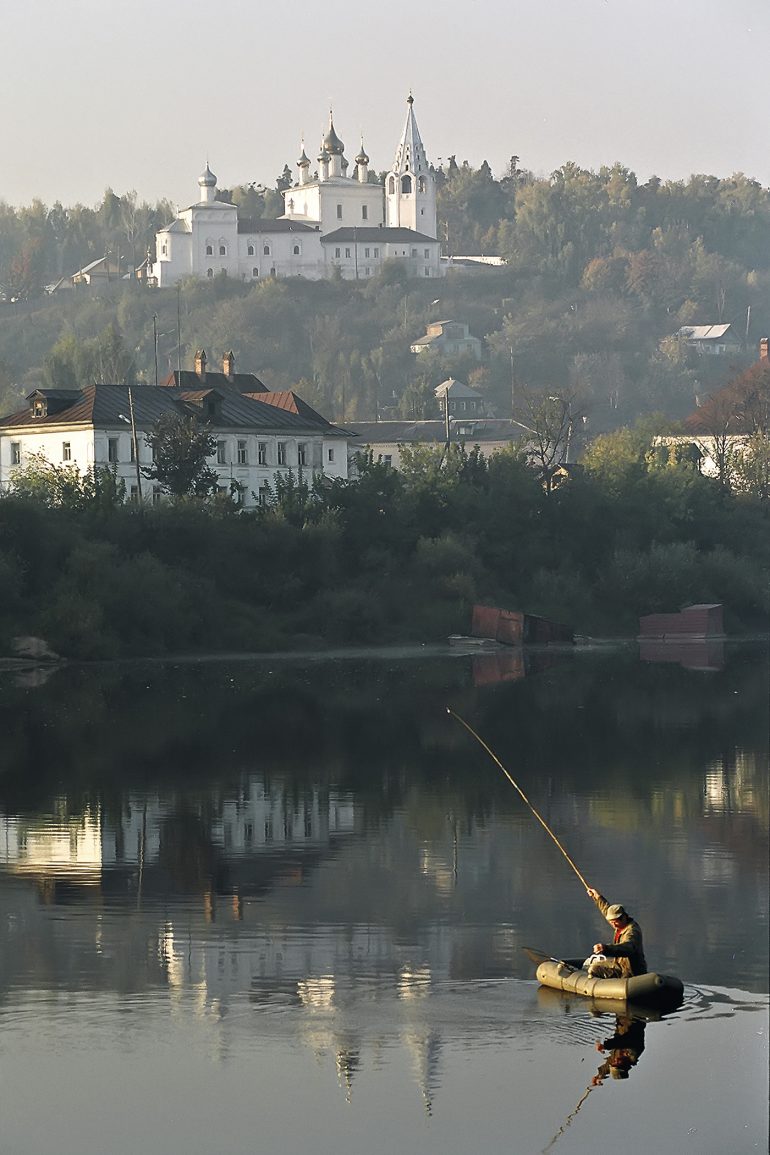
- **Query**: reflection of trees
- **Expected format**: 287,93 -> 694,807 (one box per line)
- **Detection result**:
157,811 -> 220,893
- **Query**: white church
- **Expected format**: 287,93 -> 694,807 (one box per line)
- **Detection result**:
150,95 -> 444,286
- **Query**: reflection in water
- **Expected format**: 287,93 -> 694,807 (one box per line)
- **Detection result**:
0,644 -> 766,1150
591,1014 -> 647,1083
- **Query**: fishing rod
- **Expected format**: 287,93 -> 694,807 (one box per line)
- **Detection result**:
446,708 -> 591,891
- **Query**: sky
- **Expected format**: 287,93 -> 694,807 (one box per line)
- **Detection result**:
2,0 -> 769,210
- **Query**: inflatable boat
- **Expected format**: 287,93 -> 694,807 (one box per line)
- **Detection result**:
535,958 -> 684,1008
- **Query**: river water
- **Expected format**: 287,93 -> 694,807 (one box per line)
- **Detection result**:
0,641 -> 767,1154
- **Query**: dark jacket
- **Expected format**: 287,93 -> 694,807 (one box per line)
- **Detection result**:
592,892 -> 647,977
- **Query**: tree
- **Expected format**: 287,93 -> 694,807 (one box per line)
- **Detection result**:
8,452 -> 125,510
142,413 -> 218,498
516,386 -> 585,493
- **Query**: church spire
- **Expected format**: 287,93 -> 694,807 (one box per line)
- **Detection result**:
391,92 -> 429,178
385,94 -> 436,237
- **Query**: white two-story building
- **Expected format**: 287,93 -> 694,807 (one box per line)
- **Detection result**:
0,352 -> 351,506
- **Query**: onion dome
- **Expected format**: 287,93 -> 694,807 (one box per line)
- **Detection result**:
198,163 -> 217,189
323,112 -> 345,156
356,142 -> 369,166
298,143 -> 311,168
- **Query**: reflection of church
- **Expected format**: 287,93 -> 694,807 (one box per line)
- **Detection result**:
151,95 -> 444,286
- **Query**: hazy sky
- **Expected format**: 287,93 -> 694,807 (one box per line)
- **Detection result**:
3,0 -> 769,209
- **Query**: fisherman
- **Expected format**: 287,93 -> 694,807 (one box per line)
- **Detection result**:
585,887 -> 647,978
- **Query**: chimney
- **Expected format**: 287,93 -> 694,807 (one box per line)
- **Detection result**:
759,336 -> 769,362
194,349 -> 207,381
222,350 -> 235,380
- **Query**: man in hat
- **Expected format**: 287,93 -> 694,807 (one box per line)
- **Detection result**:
585,888 -> 647,979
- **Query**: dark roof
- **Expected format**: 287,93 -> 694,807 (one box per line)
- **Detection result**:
321,227 -> 438,244
342,419 -> 531,444
163,369 -> 269,393
0,384 -> 348,437
237,218 -> 318,234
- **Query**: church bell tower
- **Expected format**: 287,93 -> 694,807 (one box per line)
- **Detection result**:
385,94 -> 437,238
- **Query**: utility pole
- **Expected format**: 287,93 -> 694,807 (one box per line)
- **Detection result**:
153,314 -> 159,387
510,346 -> 515,417
127,384 -> 142,502
176,284 -> 182,374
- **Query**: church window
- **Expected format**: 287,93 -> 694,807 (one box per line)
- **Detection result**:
293,244 -> 300,255
327,448 -> 335,463
207,268 -> 213,278
263,245 -> 271,256
401,175 -> 412,194
252,267 -> 259,277
161,243 -> 167,255
362,205 -> 368,220
219,245 -> 226,256
336,204 -> 343,219
388,176 -> 395,195
418,176 -> 427,193
206,244 -> 213,255
247,244 -> 254,255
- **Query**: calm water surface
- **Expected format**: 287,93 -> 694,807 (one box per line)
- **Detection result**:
0,642 -> 767,1154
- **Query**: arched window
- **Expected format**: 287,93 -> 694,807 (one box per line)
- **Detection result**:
161,243 -> 167,255
206,268 -> 213,278
293,244 -> 300,256
401,175 -> 412,194
219,245 -> 226,256
206,244 -> 213,255
263,245 -> 271,256
418,176 -> 427,193
247,244 -> 254,256
388,176 -> 395,195
252,267 -> 259,277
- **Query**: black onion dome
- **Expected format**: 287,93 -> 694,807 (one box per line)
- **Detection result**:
323,116 -> 345,156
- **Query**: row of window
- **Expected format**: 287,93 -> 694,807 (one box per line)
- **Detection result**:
387,175 -> 428,195
9,440 -> 336,469
216,440 -> 334,467
332,246 -> 432,260
335,204 -> 370,220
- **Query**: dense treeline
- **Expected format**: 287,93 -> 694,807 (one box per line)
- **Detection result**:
1,161 -> 769,433
1,438 -> 767,660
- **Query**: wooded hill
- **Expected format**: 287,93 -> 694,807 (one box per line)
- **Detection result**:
1,162 -> 769,435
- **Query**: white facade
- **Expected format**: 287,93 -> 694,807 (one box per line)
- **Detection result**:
0,385 -> 350,507
150,97 -> 443,286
